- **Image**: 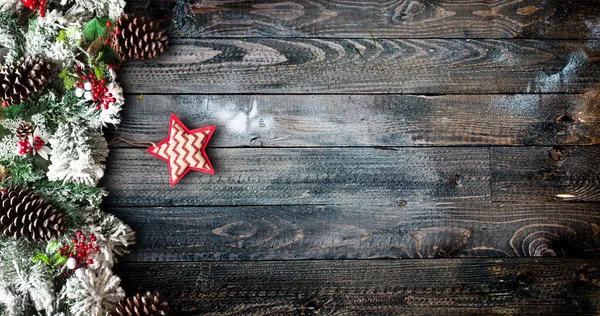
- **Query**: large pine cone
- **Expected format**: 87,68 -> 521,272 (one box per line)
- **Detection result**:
15,121 -> 33,140
111,291 -> 169,316
0,56 -> 53,106
110,14 -> 168,61
0,187 -> 65,241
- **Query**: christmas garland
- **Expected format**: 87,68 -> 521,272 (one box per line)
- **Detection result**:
0,1 -> 168,315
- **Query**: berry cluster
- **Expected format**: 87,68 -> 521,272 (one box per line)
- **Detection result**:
74,66 -> 116,111
17,136 -> 45,155
21,0 -> 46,17
59,231 -> 100,276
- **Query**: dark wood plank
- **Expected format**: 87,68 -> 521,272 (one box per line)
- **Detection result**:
118,39 -> 600,94
109,202 -> 600,261
491,146 -> 600,202
128,0 -> 600,39
102,147 -> 490,207
114,259 -> 600,315
112,93 -> 600,146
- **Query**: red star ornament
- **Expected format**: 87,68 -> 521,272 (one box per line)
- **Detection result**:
148,113 -> 215,186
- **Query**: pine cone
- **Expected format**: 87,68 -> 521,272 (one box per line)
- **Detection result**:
111,291 -> 169,316
0,187 -> 65,241
15,121 -> 34,140
110,14 -> 168,61
0,56 -> 53,106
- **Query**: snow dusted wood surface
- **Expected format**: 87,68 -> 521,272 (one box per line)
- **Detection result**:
104,1 -> 600,314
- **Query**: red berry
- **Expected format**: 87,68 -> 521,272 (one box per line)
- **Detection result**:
81,235 -> 86,241
0,190 -> 5,195
59,249 -> 64,255
76,230 -> 82,236
68,253 -> 74,257
93,246 -> 99,252
63,272 -> 68,277
104,39 -> 110,44
72,238 -> 78,243
88,259 -> 93,264
2,101 -> 7,107
116,29 -> 121,35
64,245 -> 69,251
95,105 -> 101,110
106,21 -> 112,27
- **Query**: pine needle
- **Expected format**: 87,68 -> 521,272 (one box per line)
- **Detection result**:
83,18 -> 111,42
354,47 -> 367,61
369,30 -> 377,46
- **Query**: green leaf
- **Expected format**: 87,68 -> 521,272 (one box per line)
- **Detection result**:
32,253 -> 50,265
47,239 -> 60,253
56,30 -> 67,42
94,64 -> 106,80
59,69 -> 79,90
54,255 -> 68,267
83,18 -> 111,42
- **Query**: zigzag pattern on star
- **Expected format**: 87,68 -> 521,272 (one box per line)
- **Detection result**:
152,121 -> 209,181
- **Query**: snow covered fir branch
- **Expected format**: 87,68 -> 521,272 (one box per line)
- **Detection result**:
0,0 -> 169,315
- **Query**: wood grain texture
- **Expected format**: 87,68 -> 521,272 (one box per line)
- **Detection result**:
108,202 -> 600,261
101,147 -> 491,207
111,93 -> 600,147
492,146 -> 600,202
114,259 -> 600,315
127,0 -> 600,39
117,38 -> 600,94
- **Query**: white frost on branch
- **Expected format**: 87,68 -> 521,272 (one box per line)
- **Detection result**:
61,0 -> 125,21
47,123 -> 109,186
84,209 -> 136,269
0,241 -> 55,315
61,267 -> 125,316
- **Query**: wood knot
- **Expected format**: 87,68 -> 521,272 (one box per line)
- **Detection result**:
556,113 -> 574,125
397,200 -> 407,207
449,174 -> 463,188
550,147 -> 567,161
304,298 -> 322,314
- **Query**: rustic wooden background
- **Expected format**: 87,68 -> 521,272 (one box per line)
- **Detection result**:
104,0 -> 600,314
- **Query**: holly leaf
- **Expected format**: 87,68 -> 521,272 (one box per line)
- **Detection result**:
83,18 -> 111,42
32,253 -> 50,265
47,239 -> 60,253
56,30 -> 67,42
59,69 -> 77,90
94,63 -> 107,80
53,253 -> 68,267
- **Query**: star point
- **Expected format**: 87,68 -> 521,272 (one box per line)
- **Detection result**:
148,113 -> 215,186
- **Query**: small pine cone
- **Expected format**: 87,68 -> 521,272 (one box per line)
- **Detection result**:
0,187 -> 65,242
15,122 -> 34,140
111,291 -> 169,316
110,14 -> 169,61
0,56 -> 53,106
